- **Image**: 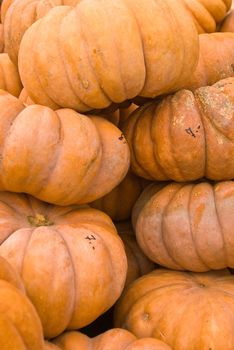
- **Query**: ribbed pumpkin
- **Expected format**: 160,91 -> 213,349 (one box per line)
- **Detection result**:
0,90 -> 130,206
53,328 -> 172,350
220,9 -> 234,31
90,172 -> 147,222
18,0 -> 199,112
114,269 -> 234,350
183,33 -> 234,90
133,181 -> 234,272
123,77 -> 234,182
181,0 -> 231,33
0,191 -> 127,338
3,0 -> 82,65
0,256 -> 44,349
0,53 -> 22,96
117,222 -> 155,287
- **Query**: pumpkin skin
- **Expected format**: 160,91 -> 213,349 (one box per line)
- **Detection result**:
53,328 -> 172,350
123,77 -> 234,182
117,222 -> 155,287
3,0 -> 82,65
90,172 -> 146,222
0,53 -> 22,96
1,0 -> 14,22
18,0 -> 199,112
220,9 -> 234,32
0,90 -> 130,206
183,33 -> 234,90
45,342 -> 61,350
0,191 -> 127,339
0,23 -> 4,52
133,181 -> 234,272
0,257 -> 44,350
181,0 -> 231,33
114,269 -> 234,350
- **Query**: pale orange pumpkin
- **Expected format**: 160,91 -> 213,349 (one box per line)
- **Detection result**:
123,77 -> 234,182
53,328 -> 172,350
114,269 -> 234,350
0,256 -> 44,349
0,191 -> 127,339
0,90 -> 130,206
18,0 -> 199,112
0,53 -> 22,96
133,181 -> 234,272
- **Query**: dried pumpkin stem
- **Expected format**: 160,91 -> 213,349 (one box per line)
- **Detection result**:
27,213 -> 54,227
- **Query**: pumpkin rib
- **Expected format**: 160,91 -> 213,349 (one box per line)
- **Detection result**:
3,312 -> 28,349
54,226 -> 76,326
20,229 -> 34,276
161,187 -> 184,270
212,185 -> 228,267
188,185 -> 211,270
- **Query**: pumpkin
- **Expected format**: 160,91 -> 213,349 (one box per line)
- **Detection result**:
117,221 -> 155,287
18,0 -> 199,112
123,77 -> 234,182
90,172 -> 147,222
183,33 -> 234,90
0,256 -> 44,349
133,181 -> 234,272
45,342 -> 61,350
114,269 -> 234,350
181,0 -> 231,33
0,90 -> 130,206
1,0 -> 14,22
0,23 -> 4,52
3,0 -> 82,65
0,53 -> 22,96
53,328 -> 172,350
0,191 -> 127,339
220,9 -> 234,31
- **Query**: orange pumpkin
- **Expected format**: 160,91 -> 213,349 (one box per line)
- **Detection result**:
18,0 -> 199,112
0,256 -> 44,349
0,90 -> 130,206
115,269 -> 234,350
133,181 -> 234,272
220,9 -> 234,31
53,328 -> 172,350
183,33 -> 234,90
117,222 -> 155,287
90,172 -> 147,222
0,191 -> 127,339
181,0 -> 231,33
45,342 -> 61,350
123,77 -> 234,182
0,53 -> 22,96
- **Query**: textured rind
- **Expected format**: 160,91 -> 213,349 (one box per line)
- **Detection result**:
114,269 -> 234,350
0,191 -> 127,338
123,77 -> 234,182
18,0 -> 199,112
0,90 -> 130,206
134,181 -> 234,272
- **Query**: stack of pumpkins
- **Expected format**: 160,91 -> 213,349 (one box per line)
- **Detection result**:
0,0 -> 233,349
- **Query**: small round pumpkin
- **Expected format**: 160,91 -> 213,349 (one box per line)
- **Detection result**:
117,222 -> 155,287
123,77 -> 234,182
133,181 -> 234,272
53,328 -> 172,350
18,0 -> 199,112
0,90 -> 130,206
0,191 -> 127,338
220,9 -> 234,32
90,172 -> 147,222
114,269 -> 234,350
0,256 -> 44,349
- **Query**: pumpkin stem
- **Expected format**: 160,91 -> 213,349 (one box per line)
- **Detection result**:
27,214 -> 54,227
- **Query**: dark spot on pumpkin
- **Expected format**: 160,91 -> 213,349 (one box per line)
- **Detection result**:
185,127 -> 196,138
118,133 -> 127,143
92,246 -> 95,250
231,64 -> 234,72
142,312 -> 150,321
85,235 -> 96,240
199,283 -> 206,288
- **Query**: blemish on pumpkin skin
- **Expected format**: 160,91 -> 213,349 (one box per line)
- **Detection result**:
142,312 -> 150,321
194,203 -> 205,227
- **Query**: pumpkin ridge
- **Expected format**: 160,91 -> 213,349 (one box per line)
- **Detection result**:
188,184 -> 211,270
20,228 -> 35,276
75,5 -> 112,107
212,185 -> 228,267
53,226 -> 76,327
151,102 -> 169,180
161,186 -> 184,269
